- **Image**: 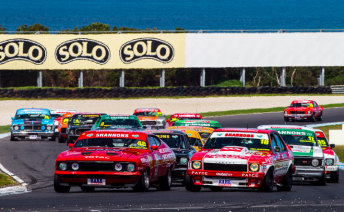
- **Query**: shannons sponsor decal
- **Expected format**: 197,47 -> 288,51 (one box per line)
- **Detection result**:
0,39 -> 47,65
96,133 -> 129,138
55,38 -> 110,64
120,38 -> 174,64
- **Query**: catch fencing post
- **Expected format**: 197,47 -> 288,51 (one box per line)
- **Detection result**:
160,69 -> 165,87
280,67 -> 286,87
320,67 -> 325,86
240,68 -> 246,86
37,71 -> 42,88
119,70 -> 125,87
200,68 -> 206,86
78,70 -> 83,88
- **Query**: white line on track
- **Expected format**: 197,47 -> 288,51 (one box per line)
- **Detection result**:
0,162 -> 30,196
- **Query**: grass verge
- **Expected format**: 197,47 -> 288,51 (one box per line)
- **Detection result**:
200,103 -> 344,117
315,124 -> 344,162
0,172 -> 19,188
0,125 -> 11,134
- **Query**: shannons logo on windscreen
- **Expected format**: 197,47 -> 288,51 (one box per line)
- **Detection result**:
55,39 -> 110,64
120,38 -> 174,64
0,39 -> 47,65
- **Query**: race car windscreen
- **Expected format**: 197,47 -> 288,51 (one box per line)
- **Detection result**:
155,134 -> 186,149
134,111 -> 161,116
62,117 -> 71,123
199,132 -> 210,139
74,138 -> 148,149
72,115 -> 100,126
289,103 -> 312,107
188,137 -> 203,146
204,132 -> 271,151
276,130 -> 317,146
175,117 -> 202,121
100,118 -> 142,129
15,113 -> 50,120
51,114 -> 64,118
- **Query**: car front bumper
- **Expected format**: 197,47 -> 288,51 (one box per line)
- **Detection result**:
172,167 -> 187,182
12,131 -> 55,138
55,171 -> 142,188
284,114 -> 312,119
293,166 -> 325,181
187,169 -> 265,188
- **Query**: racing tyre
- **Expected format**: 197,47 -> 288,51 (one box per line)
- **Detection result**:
157,167 -> 172,191
58,134 -> 65,143
309,114 -> 316,122
209,186 -> 223,191
81,186 -> 95,192
316,173 -> 327,186
277,167 -> 293,191
258,169 -> 274,192
284,117 -> 289,122
49,135 -> 56,141
329,170 -> 339,183
10,134 -> 15,141
184,172 -> 201,192
133,169 -> 150,192
317,112 -> 323,121
54,175 -> 70,193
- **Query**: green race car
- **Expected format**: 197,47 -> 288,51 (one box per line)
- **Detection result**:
172,120 -> 221,129
91,115 -> 144,130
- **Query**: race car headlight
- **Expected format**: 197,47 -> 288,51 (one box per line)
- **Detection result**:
180,157 -> 188,165
47,125 -> 52,131
307,111 -> 311,114
249,163 -> 259,172
115,163 -> 122,171
127,163 -> 135,172
284,111 -> 288,114
70,130 -> 74,135
13,125 -> 19,131
71,163 -> 79,171
41,126 -> 46,130
192,161 -> 202,169
20,126 -> 24,130
312,159 -> 320,167
59,162 -> 67,171
325,159 -> 334,166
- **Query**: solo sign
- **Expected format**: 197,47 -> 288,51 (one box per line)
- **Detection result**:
0,39 -> 46,65
55,39 -> 110,64
120,38 -> 174,64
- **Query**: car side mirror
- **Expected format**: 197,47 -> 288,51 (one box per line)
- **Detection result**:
68,143 -> 74,148
274,146 -> 281,152
330,144 -> 335,149
151,145 -> 158,150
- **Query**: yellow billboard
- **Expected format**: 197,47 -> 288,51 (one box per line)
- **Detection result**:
0,34 -> 185,70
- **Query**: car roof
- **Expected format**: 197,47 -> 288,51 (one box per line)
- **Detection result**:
77,130 -> 152,141
18,108 -> 49,111
176,129 -> 201,136
101,114 -> 139,119
62,112 -> 76,118
145,129 -> 187,135
291,100 -> 314,104
214,128 -> 273,134
73,112 -> 105,116
50,109 -> 77,114
171,113 -> 202,117
134,108 -> 161,111
169,126 -> 214,131
258,125 -> 316,131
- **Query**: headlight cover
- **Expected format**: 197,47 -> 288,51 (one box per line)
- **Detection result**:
180,157 -> 188,165
47,126 -> 52,131
59,162 -> 67,171
70,130 -> 74,135
115,163 -> 122,171
284,111 -> 288,114
71,163 -> 79,170
192,161 -> 202,169
249,163 -> 259,172
41,126 -> 46,130
127,163 -> 135,172
13,125 -> 19,131
312,159 -> 319,167
307,111 -> 311,114
325,159 -> 334,166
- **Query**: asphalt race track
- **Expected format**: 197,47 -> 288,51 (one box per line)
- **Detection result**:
1,107 -> 344,212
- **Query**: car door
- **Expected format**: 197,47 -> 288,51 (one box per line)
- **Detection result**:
313,101 -> 319,117
273,133 -> 289,177
270,133 -> 280,181
148,135 -> 163,178
152,135 -> 166,177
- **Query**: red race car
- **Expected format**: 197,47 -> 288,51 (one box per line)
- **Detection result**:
185,128 -> 294,192
54,130 -> 176,192
167,113 -> 202,127
284,100 -> 323,122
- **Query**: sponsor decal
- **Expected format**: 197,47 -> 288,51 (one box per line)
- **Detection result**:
55,38 -> 110,64
86,134 -> 93,137
162,153 -> 175,160
216,173 -> 233,177
242,173 -> 259,178
0,39 -> 46,65
96,133 -> 129,138
120,38 -> 174,64
84,156 -> 109,159
191,171 -> 208,175
141,158 -> 149,163
159,148 -> 170,153
218,180 -> 231,187
132,134 -> 139,138
156,134 -> 170,139
81,114 -> 100,117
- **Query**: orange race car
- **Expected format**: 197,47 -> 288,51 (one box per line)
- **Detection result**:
133,108 -> 166,129
57,112 -> 75,143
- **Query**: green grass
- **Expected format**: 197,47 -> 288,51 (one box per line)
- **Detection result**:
0,172 -> 18,188
210,79 -> 244,87
315,125 -> 344,162
0,125 -> 11,134
200,103 -> 344,118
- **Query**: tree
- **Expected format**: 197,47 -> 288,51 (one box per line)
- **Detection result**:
77,22 -> 111,32
16,23 -> 49,34
0,25 -> 5,31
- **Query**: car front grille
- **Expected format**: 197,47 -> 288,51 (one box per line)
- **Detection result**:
75,128 -> 91,135
203,163 -> 247,172
290,111 -> 305,114
82,162 -> 114,172
141,121 -> 157,126
294,158 -> 322,166
61,128 -> 67,133
22,125 -> 44,131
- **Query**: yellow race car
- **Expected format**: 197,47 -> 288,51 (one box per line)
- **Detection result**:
174,129 -> 203,151
168,126 -> 214,143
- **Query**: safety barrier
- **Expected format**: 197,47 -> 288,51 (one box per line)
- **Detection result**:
331,85 -> 344,94
0,86 -> 332,99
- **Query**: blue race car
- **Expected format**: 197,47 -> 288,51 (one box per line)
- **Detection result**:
11,108 -> 56,141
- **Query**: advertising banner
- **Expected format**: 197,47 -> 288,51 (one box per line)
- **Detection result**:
0,34 -> 185,70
